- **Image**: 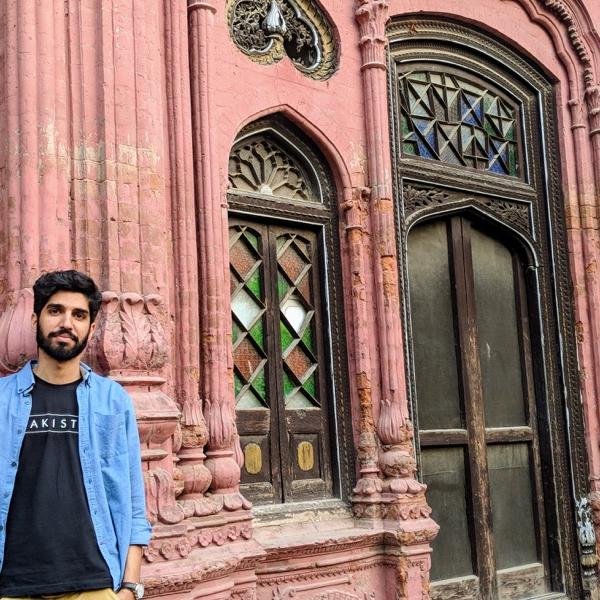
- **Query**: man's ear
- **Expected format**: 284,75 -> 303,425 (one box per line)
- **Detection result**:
89,321 -> 97,337
31,312 -> 37,332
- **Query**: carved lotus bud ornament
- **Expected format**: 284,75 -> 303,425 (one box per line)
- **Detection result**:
0,289 -> 37,375
227,0 -> 338,80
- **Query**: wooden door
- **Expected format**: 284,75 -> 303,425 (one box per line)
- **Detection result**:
409,216 -> 549,599
230,217 -> 333,504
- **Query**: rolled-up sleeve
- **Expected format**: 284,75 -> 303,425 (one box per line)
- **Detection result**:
123,390 -> 152,546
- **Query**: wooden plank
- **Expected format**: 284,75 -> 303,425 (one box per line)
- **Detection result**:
420,429 -> 469,446
484,427 -> 533,444
450,217 -> 497,599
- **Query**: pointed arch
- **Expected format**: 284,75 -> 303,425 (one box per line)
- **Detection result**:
232,104 -> 353,201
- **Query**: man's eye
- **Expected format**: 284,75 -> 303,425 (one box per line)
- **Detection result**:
73,312 -> 86,320
47,307 -> 59,315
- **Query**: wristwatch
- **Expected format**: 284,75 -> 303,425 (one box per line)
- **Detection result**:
120,582 -> 145,600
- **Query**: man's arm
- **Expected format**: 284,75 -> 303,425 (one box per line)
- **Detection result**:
117,546 -> 143,600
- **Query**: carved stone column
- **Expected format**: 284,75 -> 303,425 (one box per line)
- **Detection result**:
344,187 -> 383,516
188,0 -> 251,520
66,0 -> 189,563
164,0 -> 215,520
91,292 -> 187,563
0,0 -> 71,372
355,1 -> 438,596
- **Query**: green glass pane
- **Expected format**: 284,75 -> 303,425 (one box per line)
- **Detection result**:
278,273 -> 290,300
247,269 -> 262,299
249,320 -> 264,349
483,119 -> 495,136
280,320 -> 295,352
252,368 -> 266,400
483,94 -> 494,113
232,320 -> 241,344
244,230 -> 259,250
401,116 -> 412,137
283,370 -> 297,398
509,144 -> 518,176
234,372 -> 243,397
402,142 -> 418,156
504,121 -> 515,142
301,326 -> 314,352
302,371 -> 316,398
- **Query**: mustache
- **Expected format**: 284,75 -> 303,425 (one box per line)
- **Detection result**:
49,328 -> 78,342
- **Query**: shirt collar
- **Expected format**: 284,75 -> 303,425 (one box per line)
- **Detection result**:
17,360 -> 92,393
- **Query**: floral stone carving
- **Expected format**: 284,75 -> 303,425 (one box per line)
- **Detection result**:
227,0 -> 337,80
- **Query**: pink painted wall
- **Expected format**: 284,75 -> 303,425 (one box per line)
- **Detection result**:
1,0 -> 600,598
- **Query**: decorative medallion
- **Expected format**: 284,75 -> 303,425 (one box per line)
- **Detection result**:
227,0 -> 337,80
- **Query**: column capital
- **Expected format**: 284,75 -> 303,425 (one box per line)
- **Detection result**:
355,0 -> 389,67
187,0 -> 216,13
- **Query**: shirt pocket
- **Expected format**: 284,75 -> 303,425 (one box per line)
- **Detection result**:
93,412 -> 127,461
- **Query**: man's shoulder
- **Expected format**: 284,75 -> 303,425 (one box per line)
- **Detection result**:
87,369 -> 132,408
0,369 -> 20,389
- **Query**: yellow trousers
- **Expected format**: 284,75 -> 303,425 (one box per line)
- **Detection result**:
2,588 -> 118,600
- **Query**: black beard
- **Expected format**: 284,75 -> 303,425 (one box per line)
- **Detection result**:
36,325 -> 90,362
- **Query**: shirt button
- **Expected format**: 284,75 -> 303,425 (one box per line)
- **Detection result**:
0,525 -> 4,532
11,462 -> 17,468
24,400 -> 30,406
17,429 -> 22,435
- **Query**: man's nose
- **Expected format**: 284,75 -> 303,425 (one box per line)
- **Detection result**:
59,312 -> 75,329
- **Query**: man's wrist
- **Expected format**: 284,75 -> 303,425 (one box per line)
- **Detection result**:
120,581 -> 145,600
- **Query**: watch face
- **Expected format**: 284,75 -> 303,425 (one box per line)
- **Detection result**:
135,583 -> 145,599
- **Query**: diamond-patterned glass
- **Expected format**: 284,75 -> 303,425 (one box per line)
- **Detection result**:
277,233 -> 319,409
230,225 -> 269,410
398,70 -> 520,177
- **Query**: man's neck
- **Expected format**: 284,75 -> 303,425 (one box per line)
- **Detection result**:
33,351 -> 82,384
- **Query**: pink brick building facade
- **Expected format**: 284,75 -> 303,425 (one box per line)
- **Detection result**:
1,1 -> 600,598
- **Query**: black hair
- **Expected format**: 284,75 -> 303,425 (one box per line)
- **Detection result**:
33,270 -> 103,323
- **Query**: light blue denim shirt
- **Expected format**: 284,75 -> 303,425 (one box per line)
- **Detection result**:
0,361 -> 152,589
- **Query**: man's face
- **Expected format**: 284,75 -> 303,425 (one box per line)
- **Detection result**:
33,291 -> 96,362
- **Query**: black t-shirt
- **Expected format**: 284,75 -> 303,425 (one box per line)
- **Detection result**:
0,375 -> 113,596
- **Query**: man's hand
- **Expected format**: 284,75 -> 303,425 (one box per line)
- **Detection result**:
116,588 -> 135,600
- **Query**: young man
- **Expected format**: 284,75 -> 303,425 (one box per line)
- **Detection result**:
0,271 -> 151,600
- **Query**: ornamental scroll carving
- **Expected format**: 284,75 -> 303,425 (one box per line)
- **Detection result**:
403,185 -> 531,234
229,137 -> 317,202
227,0 -> 337,80
93,292 -> 168,373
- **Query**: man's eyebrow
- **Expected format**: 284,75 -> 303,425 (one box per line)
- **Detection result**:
45,303 -> 89,315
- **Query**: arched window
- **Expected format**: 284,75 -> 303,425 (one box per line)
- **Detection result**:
389,18 -> 587,600
227,118 -> 350,506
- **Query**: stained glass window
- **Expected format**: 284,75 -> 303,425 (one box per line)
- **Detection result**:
397,70 -> 521,177
229,219 -> 333,504
230,225 -> 268,410
277,233 -> 319,410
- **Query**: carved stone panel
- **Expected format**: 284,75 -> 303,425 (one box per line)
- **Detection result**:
402,184 -> 532,236
227,0 -> 337,80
